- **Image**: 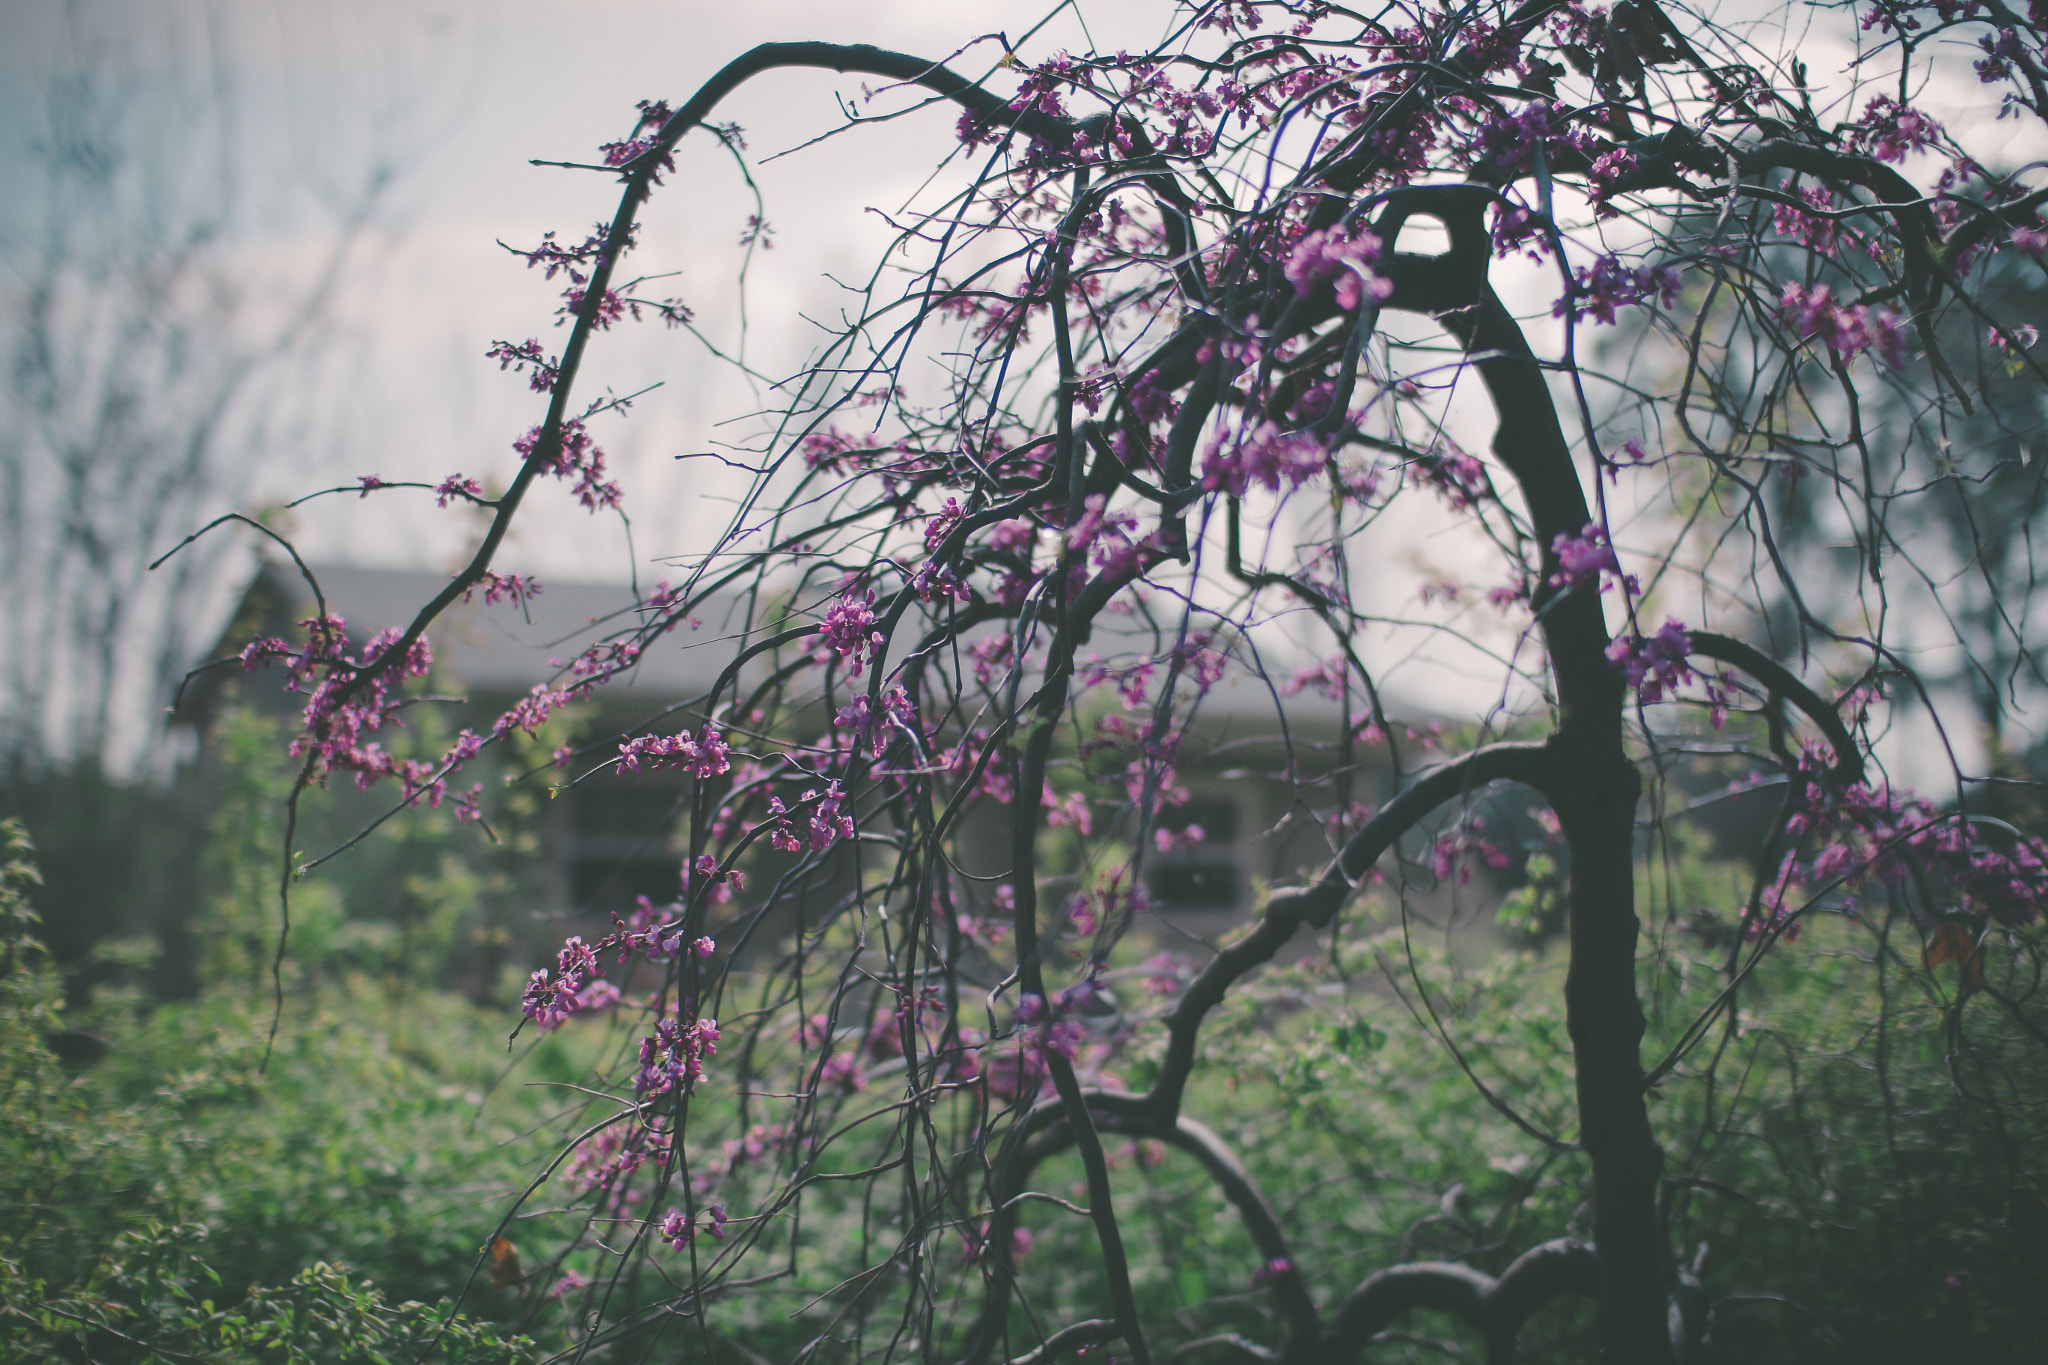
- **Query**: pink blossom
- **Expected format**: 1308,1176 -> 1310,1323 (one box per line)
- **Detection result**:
659,1203 -> 727,1250
1603,619 -> 1695,702
1284,226 -> 1391,310
1759,749 -> 2048,931
1141,951 -> 1189,995
513,417 -> 622,511
1284,656 -> 1350,701
1470,101 -> 1589,177
1848,95 -> 1943,164
924,496 -> 967,552
681,853 -> 744,906
1250,1257 -> 1294,1290
1429,819 -> 1509,884
434,474 -> 485,508
803,783 -> 855,851
1585,148 -> 1639,216
1196,421 -> 1327,497
1977,26 -> 2030,82
636,1015 -> 721,1097
1171,634 -> 1229,692
465,571 -> 540,608
1990,323 -> 2039,355
494,683 -> 577,739
241,615 -> 452,799
1772,187 -> 1845,254
599,99 -> 678,181
1557,255 -> 1681,325
1548,523 -> 1621,592
819,586 -> 885,669
522,935 -> 610,1032
485,338 -> 557,393
1420,443 -> 1490,509
1045,784 -> 1093,835
1780,283 -> 1911,367
617,724 -> 732,779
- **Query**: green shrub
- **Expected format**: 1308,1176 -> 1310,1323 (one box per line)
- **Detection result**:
0,819 -> 558,1361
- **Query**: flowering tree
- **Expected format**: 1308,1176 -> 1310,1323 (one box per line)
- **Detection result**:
188,0 -> 2048,1359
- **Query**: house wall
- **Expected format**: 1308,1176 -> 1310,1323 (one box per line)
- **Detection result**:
206,562 -> 1518,983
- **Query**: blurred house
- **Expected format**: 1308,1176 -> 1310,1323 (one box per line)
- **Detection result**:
205,562 -> 1499,963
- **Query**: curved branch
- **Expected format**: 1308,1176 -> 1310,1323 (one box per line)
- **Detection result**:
1150,742 -> 1554,1122
977,1097 -> 1319,1364
1318,1239 -> 1597,1365
305,40 -> 1074,737
1320,1262 -> 1489,1363
1105,1114 -> 1321,1357
1481,1239 -> 1602,1360
1168,1336 -> 1278,1364
1007,1320 -> 1121,1365
1685,631 -> 1863,785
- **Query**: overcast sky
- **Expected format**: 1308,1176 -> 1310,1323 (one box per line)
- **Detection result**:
2,0 -> 1193,582
3,0 -> 2038,762
16,0 -> 2007,575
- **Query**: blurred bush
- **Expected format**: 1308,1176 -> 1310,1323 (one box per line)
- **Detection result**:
0,817 -> 581,1361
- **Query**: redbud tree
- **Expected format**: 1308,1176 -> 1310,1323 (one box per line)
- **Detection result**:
185,0 -> 2048,1360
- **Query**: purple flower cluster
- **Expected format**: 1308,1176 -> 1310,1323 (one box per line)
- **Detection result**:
1759,752 -> 2048,935
1557,255 -> 1681,325
616,724 -> 732,778
521,936 -> 605,1032
1990,323 -> 2041,355
1604,620 -> 1695,703
1429,818 -> 1509,884
1419,442 -> 1491,510
758,783 -> 856,855
485,338 -> 558,393
1780,284 -> 1910,367
1847,95 -> 1944,164
1201,421 -> 1329,496
1771,187 -> 1849,255
1469,101 -> 1590,178
1585,148 -> 1639,217
1283,655 -> 1350,702
1250,1256 -> 1294,1290
1014,991 -> 1088,1062
802,783 -> 855,850
635,1014 -> 722,1098
834,685 -> 919,757
1283,226 -> 1391,311
1976,25 -> 2040,84
1548,523 -> 1621,592
600,99 -> 679,181
565,1122 -> 671,1196
682,852 -> 744,907
512,416 -> 622,512
240,616 -> 458,799
1066,866 -> 1142,936
818,586 -> 885,669
463,571 -> 541,608
658,1203 -> 727,1249
615,897 -> 695,962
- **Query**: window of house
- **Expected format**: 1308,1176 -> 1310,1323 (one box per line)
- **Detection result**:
1145,795 -> 1242,911
568,776 -> 686,914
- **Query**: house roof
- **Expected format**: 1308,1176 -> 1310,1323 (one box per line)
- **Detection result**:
257,562 -> 735,703
249,561 -> 1361,731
